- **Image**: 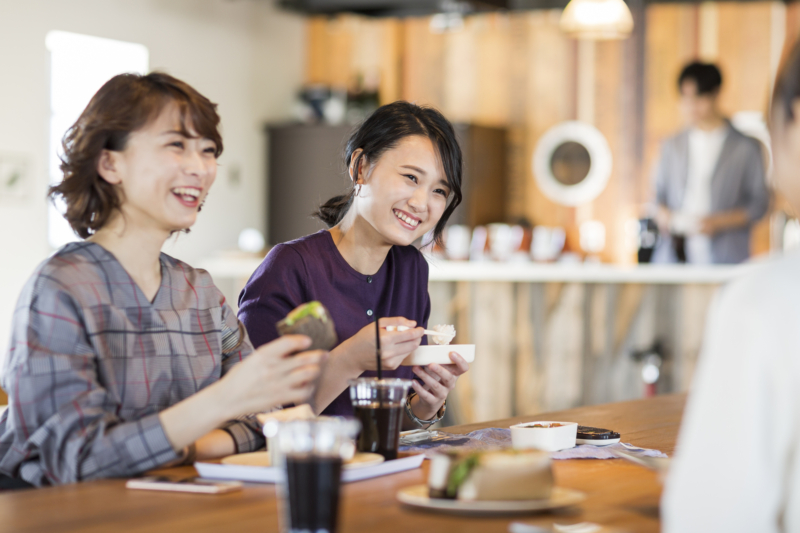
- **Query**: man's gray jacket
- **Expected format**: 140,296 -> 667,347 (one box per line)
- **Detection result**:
653,122 -> 770,264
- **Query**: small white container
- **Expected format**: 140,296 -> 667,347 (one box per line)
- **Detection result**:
401,344 -> 475,366
510,421 -> 578,452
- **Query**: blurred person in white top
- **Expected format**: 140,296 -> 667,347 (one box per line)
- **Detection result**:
662,41 -> 800,532
652,62 -> 769,264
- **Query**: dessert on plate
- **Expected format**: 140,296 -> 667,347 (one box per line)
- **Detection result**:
428,449 -> 554,501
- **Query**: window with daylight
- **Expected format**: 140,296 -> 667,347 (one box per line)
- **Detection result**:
46,31 -> 149,249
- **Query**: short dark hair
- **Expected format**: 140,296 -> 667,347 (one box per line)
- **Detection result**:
314,101 -> 463,248
49,72 -> 223,239
678,62 -> 723,95
774,38 -> 800,124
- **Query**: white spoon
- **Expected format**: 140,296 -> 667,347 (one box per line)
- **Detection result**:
384,325 -> 456,338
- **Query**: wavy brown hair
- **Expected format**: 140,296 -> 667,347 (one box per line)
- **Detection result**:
49,72 -> 223,239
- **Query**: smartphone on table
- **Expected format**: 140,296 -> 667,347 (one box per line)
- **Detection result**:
125,476 -> 242,494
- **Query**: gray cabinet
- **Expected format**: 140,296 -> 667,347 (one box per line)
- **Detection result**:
451,124 -> 507,228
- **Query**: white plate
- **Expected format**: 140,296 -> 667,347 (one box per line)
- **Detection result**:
220,451 -> 384,470
401,344 -> 475,366
396,485 -> 585,515
198,454 -> 423,484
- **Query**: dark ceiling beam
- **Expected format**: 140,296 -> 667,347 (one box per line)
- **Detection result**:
278,0 -> 791,18
278,0 -> 510,17
510,0 -> 788,8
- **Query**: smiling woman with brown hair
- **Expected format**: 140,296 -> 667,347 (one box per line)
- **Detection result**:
0,72 -> 324,487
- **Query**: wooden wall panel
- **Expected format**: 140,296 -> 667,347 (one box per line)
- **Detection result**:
717,4 -> 773,115
402,18 -> 446,107
441,19 -> 479,123
643,5 -> 699,216
305,17 -> 331,85
505,15 -> 534,220
593,40 -> 629,263
471,15 -> 513,127
379,20 -> 403,105
519,12 -> 577,237
304,16 -> 355,88
715,5 -> 775,256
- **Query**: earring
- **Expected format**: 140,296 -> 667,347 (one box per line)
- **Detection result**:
354,183 -> 362,197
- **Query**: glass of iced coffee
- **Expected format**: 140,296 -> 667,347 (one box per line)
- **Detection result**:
349,378 -> 413,461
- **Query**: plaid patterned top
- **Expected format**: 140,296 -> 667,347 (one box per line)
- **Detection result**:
0,242 -> 263,486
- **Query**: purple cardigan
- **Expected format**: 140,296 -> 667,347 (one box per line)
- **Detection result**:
237,230 -> 430,416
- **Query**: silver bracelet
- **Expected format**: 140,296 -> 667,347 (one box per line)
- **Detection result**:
404,391 -> 446,428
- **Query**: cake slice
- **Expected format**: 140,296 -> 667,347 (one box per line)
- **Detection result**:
428,449 -> 554,501
276,301 -> 337,351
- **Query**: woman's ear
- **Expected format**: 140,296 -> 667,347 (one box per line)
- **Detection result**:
349,149 -> 365,186
96,150 -> 122,185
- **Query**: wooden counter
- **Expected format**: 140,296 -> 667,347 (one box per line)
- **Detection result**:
426,271 -> 724,425
0,394 -> 685,533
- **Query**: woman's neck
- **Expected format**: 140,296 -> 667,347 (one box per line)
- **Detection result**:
87,211 -> 169,302
330,211 -> 393,275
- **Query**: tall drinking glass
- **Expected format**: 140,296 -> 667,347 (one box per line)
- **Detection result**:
266,418 -> 360,533
349,377 -> 413,460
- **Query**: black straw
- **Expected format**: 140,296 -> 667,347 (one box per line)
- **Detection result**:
374,314 -> 383,380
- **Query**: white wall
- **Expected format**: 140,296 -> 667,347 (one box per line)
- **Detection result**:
0,0 -> 306,357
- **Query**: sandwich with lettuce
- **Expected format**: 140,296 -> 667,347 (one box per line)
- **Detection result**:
276,301 -> 337,351
428,449 -> 554,501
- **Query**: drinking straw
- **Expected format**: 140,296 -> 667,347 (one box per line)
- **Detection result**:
374,314 -> 383,380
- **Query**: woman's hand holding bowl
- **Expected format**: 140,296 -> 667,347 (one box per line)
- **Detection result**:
411,352 -> 470,419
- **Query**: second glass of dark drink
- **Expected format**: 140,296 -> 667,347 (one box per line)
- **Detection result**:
267,418 -> 360,533
349,378 -> 413,460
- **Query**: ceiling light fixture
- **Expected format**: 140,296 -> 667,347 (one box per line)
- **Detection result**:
560,0 -> 634,40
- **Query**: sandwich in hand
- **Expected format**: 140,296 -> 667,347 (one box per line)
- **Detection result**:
276,301 -> 337,351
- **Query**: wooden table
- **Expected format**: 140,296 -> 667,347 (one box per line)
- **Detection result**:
0,394 -> 685,533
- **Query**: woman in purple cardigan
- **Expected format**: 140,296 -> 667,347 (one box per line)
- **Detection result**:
238,102 -> 470,424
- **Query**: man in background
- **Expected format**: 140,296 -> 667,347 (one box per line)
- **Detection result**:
652,61 -> 769,264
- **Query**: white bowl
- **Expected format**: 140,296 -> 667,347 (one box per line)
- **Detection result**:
401,344 -> 475,366
510,421 -> 578,452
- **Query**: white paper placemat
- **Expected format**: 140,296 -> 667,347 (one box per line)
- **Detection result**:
195,454 -> 424,484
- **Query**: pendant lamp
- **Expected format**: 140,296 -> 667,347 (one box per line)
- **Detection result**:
560,0 -> 634,40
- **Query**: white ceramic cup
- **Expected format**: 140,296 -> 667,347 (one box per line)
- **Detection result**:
510,421 -> 578,452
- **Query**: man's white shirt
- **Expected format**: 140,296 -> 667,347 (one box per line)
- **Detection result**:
671,125 -> 728,264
